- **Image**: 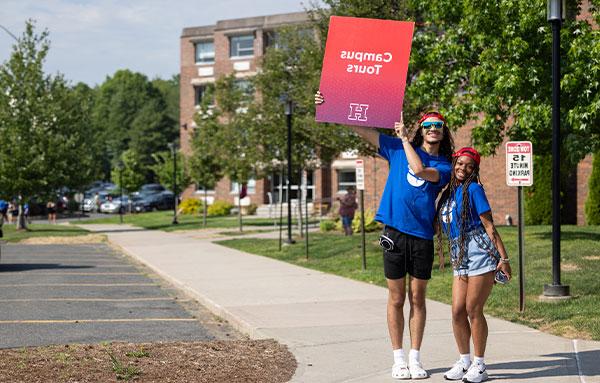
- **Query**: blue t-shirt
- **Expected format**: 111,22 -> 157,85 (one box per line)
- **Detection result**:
440,183 -> 491,239
376,134 -> 452,240
0,200 -> 7,213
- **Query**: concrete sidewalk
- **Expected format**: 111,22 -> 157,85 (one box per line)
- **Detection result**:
83,224 -> 600,383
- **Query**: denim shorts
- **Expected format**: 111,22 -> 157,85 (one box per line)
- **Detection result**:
451,227 -> 499,277
341,216 -> 353,227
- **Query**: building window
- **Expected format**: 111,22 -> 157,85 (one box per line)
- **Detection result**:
194,85 -> 205,106
337,169 -> 356,191
195,41 -> 214,64
230,34 -> 254,57
234,79 -> 254,96
264,31 -> 279,51
231,179 -> 256,195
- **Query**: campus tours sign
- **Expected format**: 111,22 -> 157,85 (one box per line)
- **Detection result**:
315,16 -> 414,129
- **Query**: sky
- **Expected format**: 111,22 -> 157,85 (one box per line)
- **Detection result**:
0,0 -> 318,86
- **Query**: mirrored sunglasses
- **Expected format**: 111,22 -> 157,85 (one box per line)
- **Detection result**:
421,121 -> 444,130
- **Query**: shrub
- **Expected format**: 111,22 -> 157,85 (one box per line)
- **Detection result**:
585,152 -> 600,225
179,198 -> 203,215
207,200 -> 233,217
352,209 -> 382,233
319,219 -> 337,232
245,203 -> 258,216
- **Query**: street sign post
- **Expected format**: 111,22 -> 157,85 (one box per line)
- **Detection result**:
506,141 -> 533,312
356,159 -> 366,270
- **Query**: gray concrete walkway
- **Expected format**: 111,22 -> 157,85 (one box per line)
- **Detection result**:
83,224 -> 600,383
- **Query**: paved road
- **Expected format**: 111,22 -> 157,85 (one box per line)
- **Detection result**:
82,224 -> 600,383
0,243 -> 237,349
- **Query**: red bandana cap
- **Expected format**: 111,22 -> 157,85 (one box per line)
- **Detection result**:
453,147 -> 481,166
418,111 -> 447,125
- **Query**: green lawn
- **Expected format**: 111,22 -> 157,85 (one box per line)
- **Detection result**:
1,223 -> 90,243
76,211 -> 313,232
218,225 -> 600,340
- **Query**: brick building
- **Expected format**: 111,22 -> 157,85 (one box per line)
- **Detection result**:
180,10 -> 594,225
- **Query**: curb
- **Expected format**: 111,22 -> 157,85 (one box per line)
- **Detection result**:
106,239 -> 272,341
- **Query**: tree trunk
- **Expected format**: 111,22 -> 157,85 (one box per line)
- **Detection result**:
238,189 -> 243,233
297,170 -> 304,237
203,189 -> 208,228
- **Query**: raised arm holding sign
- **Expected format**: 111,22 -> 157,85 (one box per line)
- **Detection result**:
314,16 -> 456,379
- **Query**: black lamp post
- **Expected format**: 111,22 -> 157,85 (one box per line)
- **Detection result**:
283,96 -> 295,244
543,0 -> 569,298
168,142 -> 179,225
117,161 -> 124,224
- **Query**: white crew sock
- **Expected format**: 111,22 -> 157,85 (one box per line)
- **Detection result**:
460,353 -> 471,367
409,349 -> 420,364
393,349 -> 405,365
474,356 -> 485,367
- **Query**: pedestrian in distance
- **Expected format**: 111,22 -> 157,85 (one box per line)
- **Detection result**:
7,201 -> 17,224
337,186 -> 358,236
23,202 -> 31,224
316,91 -> 454,380
436,147 -> 512,383
93,192 -> 100,213
46,200 -> 57,224
0,199 -> 7,238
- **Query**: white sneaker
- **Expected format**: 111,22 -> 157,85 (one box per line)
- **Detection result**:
391,361 -> 410,379
408,361 -> 428,379
462,363 -> 488,383
444,360 -> 469,380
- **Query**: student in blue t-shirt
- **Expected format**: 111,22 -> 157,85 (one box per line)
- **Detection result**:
0,199 -> 7,238
315,91 -> 454,380
436,147 -> 511,383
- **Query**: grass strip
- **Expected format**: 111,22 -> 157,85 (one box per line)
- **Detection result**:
218,225 -> 600,340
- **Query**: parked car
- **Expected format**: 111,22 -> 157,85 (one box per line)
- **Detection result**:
132,191 -> 174,212
82,191 -> 111,212
133,184 -> 166,197
99,196 -> 130,214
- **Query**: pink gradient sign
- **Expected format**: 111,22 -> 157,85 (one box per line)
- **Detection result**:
315,16 -> 414,129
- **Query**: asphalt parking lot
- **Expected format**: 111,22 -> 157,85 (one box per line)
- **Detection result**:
0,243 -> 236,349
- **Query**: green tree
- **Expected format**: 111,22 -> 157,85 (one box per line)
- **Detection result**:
150,150 -> 191,195
585,152 -> 600,225
189,84 -> 223,226
0,20 -> 98,229
111,149 -> 146,193
93,70 -> 176,180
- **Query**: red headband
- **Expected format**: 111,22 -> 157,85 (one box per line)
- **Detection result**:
418,111 -> 447,126
453,147 -> 481,165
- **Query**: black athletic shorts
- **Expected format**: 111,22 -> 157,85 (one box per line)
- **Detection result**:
382,225 -> 434,280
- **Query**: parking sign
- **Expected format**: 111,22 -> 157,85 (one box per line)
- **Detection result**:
355,159 -> 365,190
506,141 -> 533,187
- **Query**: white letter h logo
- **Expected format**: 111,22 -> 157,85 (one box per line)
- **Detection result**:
348,103 -> 369,122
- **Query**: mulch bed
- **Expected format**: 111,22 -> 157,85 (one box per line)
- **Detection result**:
0,339 -> 297,382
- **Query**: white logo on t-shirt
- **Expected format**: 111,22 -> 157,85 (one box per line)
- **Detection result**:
441,200 -> 456,224
406,164 -> 425,187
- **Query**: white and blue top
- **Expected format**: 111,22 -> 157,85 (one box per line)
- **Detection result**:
375,134 -> 452,240
440,183 -> 491,240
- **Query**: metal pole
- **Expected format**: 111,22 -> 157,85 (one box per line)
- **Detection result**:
119,170 -> 123,224
360,190 -> 366,270
518,186 -> 525,312
285,101 -> 294,244
279,169 -> 284,251
543,19 -> 569,297
305,182 -> 309,260
172,147 -> 178,225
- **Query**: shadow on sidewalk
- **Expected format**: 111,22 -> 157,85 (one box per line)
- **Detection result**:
485,349 -> 600,380
0,264 -> 93,272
